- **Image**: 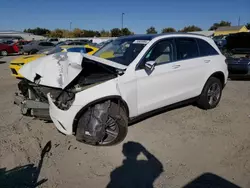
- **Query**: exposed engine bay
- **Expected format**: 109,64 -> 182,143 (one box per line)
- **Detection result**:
15,56 -> 121,119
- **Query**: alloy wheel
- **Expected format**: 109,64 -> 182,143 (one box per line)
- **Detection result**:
207,83 -> 221,106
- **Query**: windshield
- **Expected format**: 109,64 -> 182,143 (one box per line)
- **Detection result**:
56,42 -> 66,47
94,38 -> 151,66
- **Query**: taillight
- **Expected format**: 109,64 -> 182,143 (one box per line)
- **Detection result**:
12,45 -> 19,52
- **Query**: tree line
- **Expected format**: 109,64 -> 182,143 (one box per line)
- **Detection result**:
24,21 -> 250,38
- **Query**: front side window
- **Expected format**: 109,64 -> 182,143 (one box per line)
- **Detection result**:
197,38 -> 219,56
175,38 -> 199,60
143,39 -> 175,65
94,38 -> 152,66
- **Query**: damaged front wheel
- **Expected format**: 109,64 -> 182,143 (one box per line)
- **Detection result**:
76,101 -> 128,146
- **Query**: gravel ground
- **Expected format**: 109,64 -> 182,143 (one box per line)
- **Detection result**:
0,56 -> 250,188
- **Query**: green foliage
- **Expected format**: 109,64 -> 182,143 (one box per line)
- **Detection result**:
100,30 -> 111,37
49,29 -> 64,38
146,27 -> 157,34
209,21 -> 231,31
111,28 -> 122,37
161,27 -> 176,33
82,30 -> 100,37
23,27 -> 51,36
179,25 -> 202,32
121,28 -> 133,36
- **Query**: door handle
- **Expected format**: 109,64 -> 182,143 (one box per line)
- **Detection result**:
172,65 -> 181,69
204,60 -> 211,63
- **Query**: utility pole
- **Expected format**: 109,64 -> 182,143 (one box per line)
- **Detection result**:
238,17 -> 241,26
121,13 -> 125,30
70,22 -> 72,31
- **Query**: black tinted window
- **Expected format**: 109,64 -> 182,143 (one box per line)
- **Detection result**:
85,48 -> 93,53
50,39 -> 58,42
40,42 -> 54,46
144,39 -> 175,65
197,38 -> 219,56
176,38 -> 199,60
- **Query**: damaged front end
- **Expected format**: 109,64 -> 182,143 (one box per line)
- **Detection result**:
15,52 -> 125,120
52,57 -> 119,111
14,79 -> 62,120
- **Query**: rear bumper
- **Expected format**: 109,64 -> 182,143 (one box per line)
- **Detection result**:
228,63 -> 250,75
228,66 -> 250,77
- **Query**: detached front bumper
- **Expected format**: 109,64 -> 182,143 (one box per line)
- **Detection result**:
48,94 -> 83,135
14,92 -> 50,120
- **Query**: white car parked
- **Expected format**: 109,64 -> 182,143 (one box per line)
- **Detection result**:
19,33 -> 228,146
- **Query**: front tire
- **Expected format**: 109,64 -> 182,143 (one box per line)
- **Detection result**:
76,101 -> 128,146
1,51 -> 8,56
197,77 -> 223,110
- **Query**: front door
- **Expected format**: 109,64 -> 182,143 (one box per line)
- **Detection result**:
135,38 -> 181,115
135,37 -> 206,115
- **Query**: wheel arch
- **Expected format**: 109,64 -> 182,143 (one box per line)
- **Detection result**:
209,71 -> 225,87
72,95 -> 129,134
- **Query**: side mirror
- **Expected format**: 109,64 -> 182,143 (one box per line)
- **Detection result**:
145,61 -> 156,72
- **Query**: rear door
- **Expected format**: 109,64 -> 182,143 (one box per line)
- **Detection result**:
173,37 -> 210,98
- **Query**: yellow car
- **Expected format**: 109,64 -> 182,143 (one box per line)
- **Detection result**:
10,45 -> 98,78
84,44 -> 99,55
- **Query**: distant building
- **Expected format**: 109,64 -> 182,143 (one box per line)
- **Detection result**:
214,25 -> 248,36
0,30 -> 46,41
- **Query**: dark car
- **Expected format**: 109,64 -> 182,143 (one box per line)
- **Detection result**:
224,32 -> 250,78
22,41 -> 55,54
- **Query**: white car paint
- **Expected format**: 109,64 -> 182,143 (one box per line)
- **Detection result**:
19,52 -> 127,89
21,34 -> 228,135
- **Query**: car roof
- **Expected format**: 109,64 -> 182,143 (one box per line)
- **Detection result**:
117,33 -> 209,41
60,45 -> 85,49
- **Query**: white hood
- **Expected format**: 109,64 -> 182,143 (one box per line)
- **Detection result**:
19,52 -> 127,89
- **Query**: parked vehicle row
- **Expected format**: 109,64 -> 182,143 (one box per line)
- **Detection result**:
10,44 -> 99,78
221,32 -> 250,78
0,42 -> 19,56
14,33 -> 228,146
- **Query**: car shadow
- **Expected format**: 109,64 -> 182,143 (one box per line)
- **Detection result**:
0,141 -> 51,188
0,58 -> 6,64
129,98 -> 196,126
229,76 -> 250,81
182,172 -> 241,188
106,141 -> 164,188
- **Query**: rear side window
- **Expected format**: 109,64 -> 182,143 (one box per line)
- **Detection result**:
175,38 -> 199,60
197,38 -> 219,56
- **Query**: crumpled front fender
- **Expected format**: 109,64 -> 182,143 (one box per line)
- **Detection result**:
48,79 -> 125,135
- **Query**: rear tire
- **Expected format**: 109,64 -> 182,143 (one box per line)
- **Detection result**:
1,51 -> 8,56
76,101 -> 128,146
197,77 -> 223,110
29,49 -> 38,55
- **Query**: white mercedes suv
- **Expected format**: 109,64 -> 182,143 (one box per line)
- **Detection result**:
19,33 -> 228,146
